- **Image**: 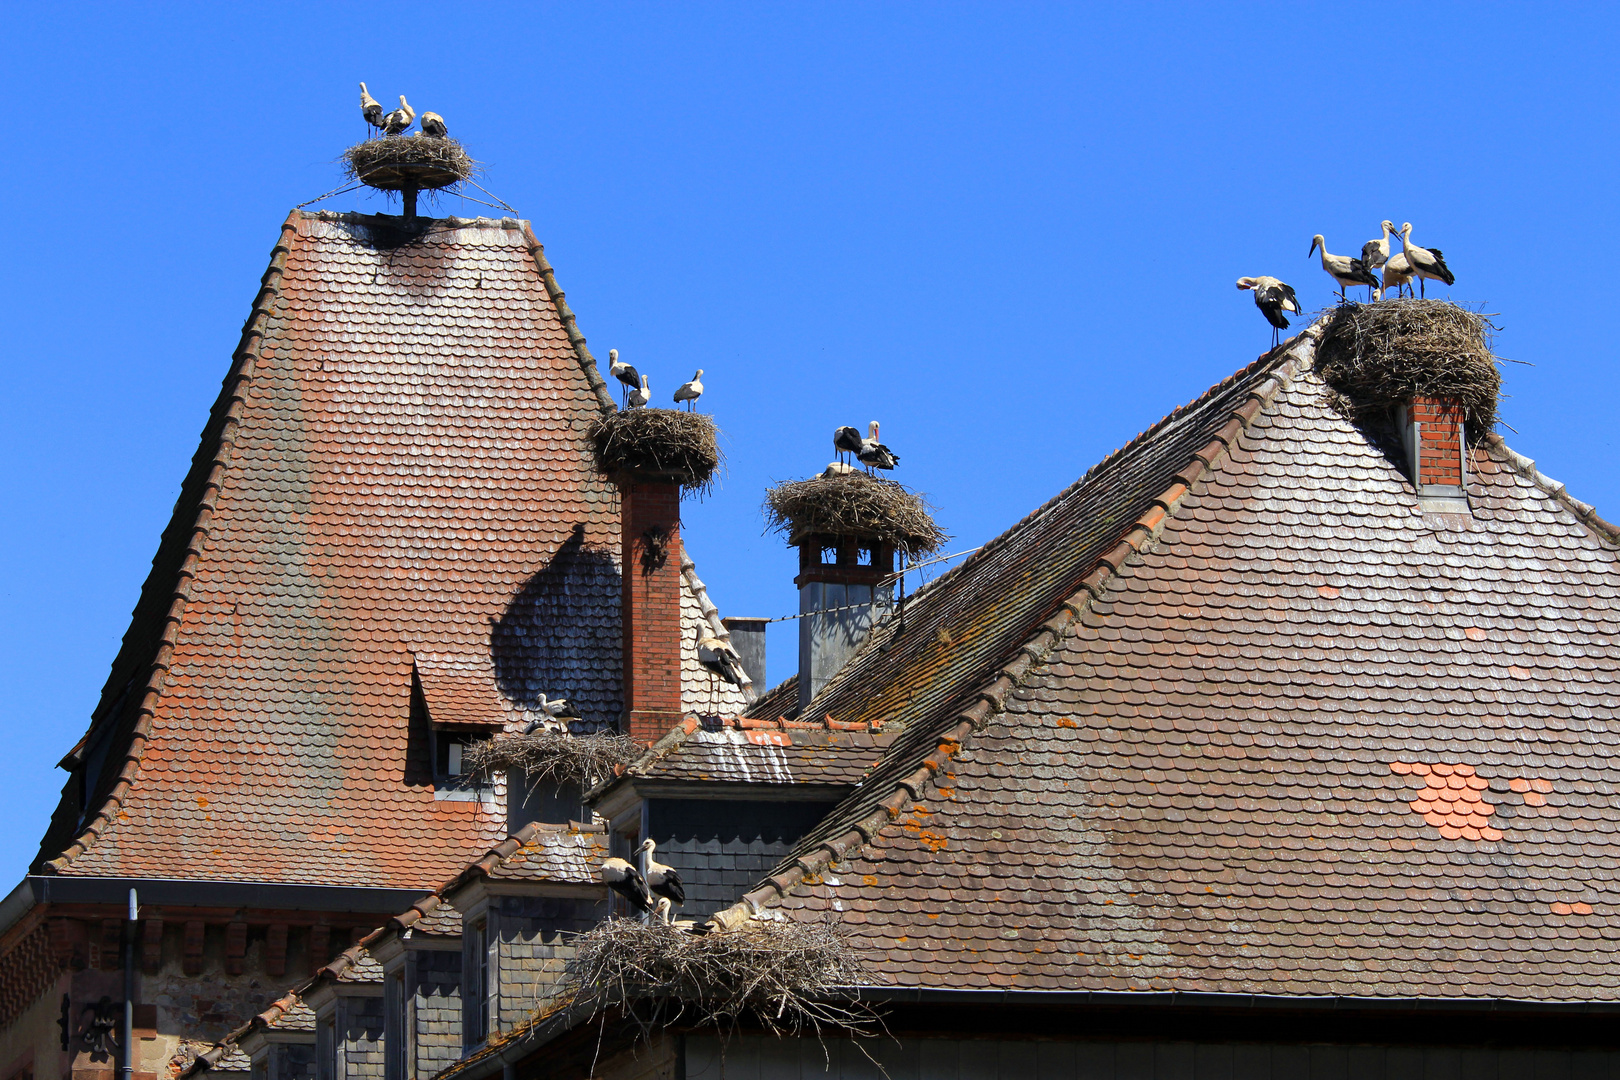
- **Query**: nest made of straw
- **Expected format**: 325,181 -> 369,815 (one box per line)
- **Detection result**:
1314,299 -> 1502,438
590,409 -> 721,493
462,730 -> 641,790
564,917 -> 876,1037
765,472 -> 945,557
343,137 -> 476,190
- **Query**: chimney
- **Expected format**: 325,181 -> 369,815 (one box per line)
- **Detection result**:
721,617 -> 767,702
796,537 -> 894,711
618,479 -> 685,743
1399,396 -> 1469,513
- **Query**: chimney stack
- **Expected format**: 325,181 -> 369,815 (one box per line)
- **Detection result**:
796,537 -> 894,711
1400,396 -> 1469,513
619,479 -> 685,743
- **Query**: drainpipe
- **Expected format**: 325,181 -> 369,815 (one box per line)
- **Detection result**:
121,888 -> 137,1080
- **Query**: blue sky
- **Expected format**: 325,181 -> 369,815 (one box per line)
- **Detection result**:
2,3 -> 1615,882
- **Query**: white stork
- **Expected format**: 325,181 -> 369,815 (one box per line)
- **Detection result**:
856,421 -> 899,473
833,426 -> 863,467
381,95 -> 415,136
1309,235 -> 1380,302
696,634 -> 746,685
600,857 -> 653,914
654,897 -> 702,930
1382,251 -> 1414,298
1235,276 -> 1300,348
359,83 -> 385,136
627,374 -> 651,409
638,839 -> 686,907
672,370 -> 704,411
1360,220 -> 1397,301
607,349 -> 641,406
1393,222 -> 1455,298
420,111 -> 448,138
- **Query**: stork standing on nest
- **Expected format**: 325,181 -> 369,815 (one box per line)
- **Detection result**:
600,858 -> 653,914
359,83 -> 385,136
1360,220 -> 1396,300
672,370 -> 704,411
627,374 -> 651,409
833,426 -> 863,467
420,111 -> 448,138
608,349 -> 641,407
381,95 -> 415,136
1309,235 -> 1380,302
638,840 -> 686,908
1393,222 -> 1455,298
1382,251 -> 1415,298
857,421 -> 899,473
1235,276 -> 1299,348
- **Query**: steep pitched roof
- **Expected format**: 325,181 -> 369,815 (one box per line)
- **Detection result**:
39,212 -> 634,887
724,329 -> 1620,1002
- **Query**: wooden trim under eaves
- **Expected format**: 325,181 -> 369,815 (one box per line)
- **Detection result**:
708,332 -> 1317,931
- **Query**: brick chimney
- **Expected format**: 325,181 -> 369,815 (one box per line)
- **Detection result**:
1400,396 -> 1469,512
619,479 -> 684,743
796,536 -> 894,710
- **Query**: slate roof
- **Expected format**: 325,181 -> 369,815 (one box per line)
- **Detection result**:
36,211 -> 744,889
720,326 -> 1620,1002
629,714 -> 892,787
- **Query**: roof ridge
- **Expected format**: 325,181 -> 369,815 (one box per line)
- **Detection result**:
518,223 -> 617,417
707,334 -> 1313,932
47,213 -> 300,873
795,331 -> 1314,716
1482,433 -> 1620,547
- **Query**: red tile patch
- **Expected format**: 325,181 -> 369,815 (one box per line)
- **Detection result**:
1464,627 -> 1487,642
1317,585 -> 1340,599
1391,762 -> 1501,841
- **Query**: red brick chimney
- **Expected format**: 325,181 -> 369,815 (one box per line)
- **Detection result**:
619,479 -> 684,743
1400,396 -> 1469,512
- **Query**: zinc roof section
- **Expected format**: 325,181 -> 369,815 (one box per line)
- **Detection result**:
39,211 -> 625,886
752,349 -> 1620,1001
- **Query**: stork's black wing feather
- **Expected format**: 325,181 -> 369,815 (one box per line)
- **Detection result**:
614,363 -> 642,389
1277,283 -> 1299,313
1255,296 -> 1290,331
1425,247 -> 1456,285
614,867 -> 653,912
660,869 -> 686,906
1347,258 -> 1380,286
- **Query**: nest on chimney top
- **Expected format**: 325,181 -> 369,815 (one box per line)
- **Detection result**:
765,473 -> 945,557
1314,299 -> 1502,439
343,136 -> 477,191
590,408 -> 721,495
462,729 -> 641,789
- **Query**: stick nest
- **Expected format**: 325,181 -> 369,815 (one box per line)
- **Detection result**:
462,730 -> 641,790
590,409 -> 721,493
343,137 -> 476,191
765,473 -> 945,556
564,916 -> 878,1038
1314,299 -> 1502,438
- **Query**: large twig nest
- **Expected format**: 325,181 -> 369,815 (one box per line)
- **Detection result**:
1314,299 -> 1502,438
343,137 -> 475,190
563,916 -> 877,1038
590,409 -> 721,493
462,731 -> 641,789
765,473 -> 944,556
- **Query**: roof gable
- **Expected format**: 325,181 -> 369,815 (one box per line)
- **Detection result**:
42,212 -> 627,886
745,337 -> 1620,1001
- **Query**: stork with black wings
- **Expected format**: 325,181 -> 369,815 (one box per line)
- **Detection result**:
1235,276 -> 1300,348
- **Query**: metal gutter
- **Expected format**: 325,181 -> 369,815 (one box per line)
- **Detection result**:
0,875 -> 430,937
852,986 -> 1620,1014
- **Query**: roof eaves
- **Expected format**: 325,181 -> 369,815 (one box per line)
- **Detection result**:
47,212 -> 300,873
707,330 -> 1317,932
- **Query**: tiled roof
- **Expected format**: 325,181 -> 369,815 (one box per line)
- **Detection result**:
184,992 -> 316,1076
631,714 -> 892,787
484,823 -> 609,882
727,327 -> 1620,1002
34,211 -> 741,889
